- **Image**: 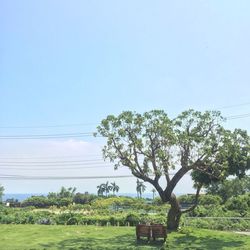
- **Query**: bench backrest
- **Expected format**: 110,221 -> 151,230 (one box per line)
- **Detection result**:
136,225 -> 151,237
151,224 -> 166,237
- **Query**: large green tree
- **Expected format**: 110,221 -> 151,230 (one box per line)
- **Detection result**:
0,184 -> 4,203
96,110 -> 250,230
206,176 -> 250,202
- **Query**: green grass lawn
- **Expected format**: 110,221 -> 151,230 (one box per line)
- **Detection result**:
0,225 -> 249,250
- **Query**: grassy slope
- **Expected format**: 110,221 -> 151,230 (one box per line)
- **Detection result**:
0,225 -> 249,250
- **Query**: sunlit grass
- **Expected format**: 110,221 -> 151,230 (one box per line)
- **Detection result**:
0,225 -> 249,249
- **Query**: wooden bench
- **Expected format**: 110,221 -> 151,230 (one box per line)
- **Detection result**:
151,224 -> 167,241
136,224 -> 167,241
136,224 -> 151,240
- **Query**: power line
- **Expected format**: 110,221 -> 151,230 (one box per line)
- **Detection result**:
0,174 -> 140,180
0,172 -> 248,180
0,163 -> 111,168
226,113 -> 250,120
0,159 -> 105,164
0,165 -> 115,170
220,102 -> 250,109
0,173 -> 178,180
0,154 -> 102,159
0,102 -> 249,130
0,112 -> 249,140
0,132 -> 95,139
0,122 -> 97,129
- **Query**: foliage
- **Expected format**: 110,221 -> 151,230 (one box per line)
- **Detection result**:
225,194 -> 250,216
47,186 -> 76,199
90,196 -> 145,209
73,192 -> 97,204
1,194 -> 250,231
206,176 -> 250,202
183,217 -> 250,232
97,181 -> 118,197
110,181 -> 119,195
21,196 -> 51,208
96,109 -> 250,230
178,194 -> 222,206
5,198 -> 21,207
0,184 -> 4,203
136,179 -> 146,198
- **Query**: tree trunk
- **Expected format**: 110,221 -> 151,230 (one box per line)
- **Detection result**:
166,193 -> 182,231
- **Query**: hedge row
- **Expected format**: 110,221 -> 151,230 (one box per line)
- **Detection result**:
0,208 -> 166,226
183,217 -> 250,231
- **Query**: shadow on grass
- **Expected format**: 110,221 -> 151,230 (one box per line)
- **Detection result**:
168,234 -> 246,250
40,234 -> 165,250
39,232 -> 247,250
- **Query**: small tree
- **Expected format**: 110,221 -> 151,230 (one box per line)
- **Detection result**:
96,110 -> 250,230
97,184 -> 105,196
136,179 -> 146,198
110,182 -> 120,195
104,181 -> 112,197
152,189 -> 156,200
48,186 -> 76,199
0,184 -> 4,203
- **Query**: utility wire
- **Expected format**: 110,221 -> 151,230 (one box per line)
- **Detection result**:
0,103 -> 249,131
0,122 -> 97,129
0,165 -> 115,170
0,159 -> 105,164
0,163 -> 110,167
0,172 -> 248,180
226,113 -> 250,120
0,154 -> 102,160
219,102 -> 250,109
0,173 -> 178,180
0,112 -> 249,140
0,132 -> 95,139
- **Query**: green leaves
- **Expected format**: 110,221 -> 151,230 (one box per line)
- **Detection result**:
96,109 -> 250,193
96,110 -> 175,178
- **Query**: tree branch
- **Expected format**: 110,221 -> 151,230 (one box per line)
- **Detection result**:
181,184 -> 203,214
164,169 -> 171,185
164,167 -> 190,198
148,135 -> 161,182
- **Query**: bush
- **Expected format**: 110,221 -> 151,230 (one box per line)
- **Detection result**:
22,196 -> 51,208
66,217 -> 79,225
226,194 -> 250,216
55,213 -> 74,225
125,213 -> 140,226
37,218 -> 54,225
199,195 -> 222,206
179,194 -> 222,206
73,193 -> 97,204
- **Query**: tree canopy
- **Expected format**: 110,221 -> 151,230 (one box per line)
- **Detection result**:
96,109 -> 250,230
0,184 -> 4,202
206,176 -> 250,202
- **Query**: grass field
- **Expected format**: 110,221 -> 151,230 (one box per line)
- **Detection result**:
0,225 -> 249,250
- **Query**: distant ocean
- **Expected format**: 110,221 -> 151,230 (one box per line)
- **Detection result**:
3,193 -> 46,202
3,192 -> 184,201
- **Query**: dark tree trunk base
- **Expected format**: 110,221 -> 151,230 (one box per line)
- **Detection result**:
166,193 -> 182,231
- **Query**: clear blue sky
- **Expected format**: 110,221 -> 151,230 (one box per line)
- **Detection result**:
0,0 -> 250,195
